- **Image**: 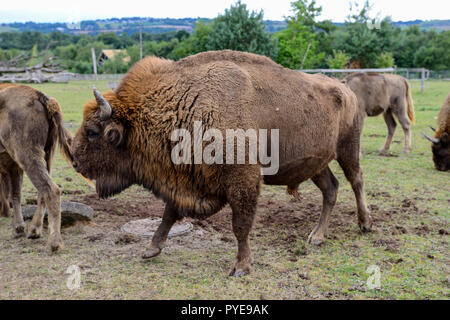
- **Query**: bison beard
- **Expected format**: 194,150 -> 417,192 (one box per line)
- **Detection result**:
72,50 -> 373,276
96,173 -> 134,199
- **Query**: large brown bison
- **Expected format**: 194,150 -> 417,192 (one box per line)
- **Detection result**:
0,84 -> 73,252
343,73 -> 415,154
72,50 -> 372,276
423,94 -> 450,171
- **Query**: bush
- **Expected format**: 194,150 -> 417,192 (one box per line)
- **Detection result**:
375,52 -> 395,68
73,61 -> 92,74
326,50 -> 350,69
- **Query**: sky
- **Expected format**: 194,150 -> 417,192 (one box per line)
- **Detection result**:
0,0 -> 448,23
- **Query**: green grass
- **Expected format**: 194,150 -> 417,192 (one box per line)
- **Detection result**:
0,80 -> 448,300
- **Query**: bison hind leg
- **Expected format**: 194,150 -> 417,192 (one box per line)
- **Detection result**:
7,163 -> 26,238
337,148 -> 372,233
225,167 -> 260,277
308,166 -> 339,246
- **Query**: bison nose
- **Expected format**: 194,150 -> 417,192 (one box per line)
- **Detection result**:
72,161 -> 79,171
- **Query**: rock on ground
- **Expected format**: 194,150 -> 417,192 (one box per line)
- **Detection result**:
22,201 -> 94,227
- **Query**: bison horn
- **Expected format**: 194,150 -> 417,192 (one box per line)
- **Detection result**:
422,132 -> 440,144
429,126 -> 436,132
93,86 -> 112,121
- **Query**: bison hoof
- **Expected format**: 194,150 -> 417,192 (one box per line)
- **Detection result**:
229,267 -> 250,277
402,148 -> 411,154
47,237 -> 64,254
359,223 -> 372,233
13,224 -> 26,238
229,261 -> 251,277
358,218 -> 373,233
307,234 -> 324,246
307,228 -> 325,246
142,247 -> 161,259
27,225 -> 42,239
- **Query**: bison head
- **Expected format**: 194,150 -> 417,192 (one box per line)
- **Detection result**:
423,130 -> 450,171
72,87 -> 136,198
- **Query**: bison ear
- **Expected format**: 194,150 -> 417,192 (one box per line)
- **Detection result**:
104,123 -> 124,147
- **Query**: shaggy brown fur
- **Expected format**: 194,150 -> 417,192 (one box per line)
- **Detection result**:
343,73 -> 415,154
425,94 -> 450,171
0,83 -> 73,252
72,50 -> 372,276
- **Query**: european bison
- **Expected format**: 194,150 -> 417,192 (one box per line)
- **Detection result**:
423,94 -> 450,171
72,50 -> 372,276
0,84 -> 73,252
343,73 -> 415,154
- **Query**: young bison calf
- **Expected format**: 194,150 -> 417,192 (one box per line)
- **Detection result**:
0,84 -> 73,252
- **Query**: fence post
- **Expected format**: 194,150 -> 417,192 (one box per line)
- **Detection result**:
91,48 -> 98,81
421,68 -> 425,93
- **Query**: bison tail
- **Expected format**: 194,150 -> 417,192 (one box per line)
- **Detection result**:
47,98 -> 74,165
405,80 -> 415,124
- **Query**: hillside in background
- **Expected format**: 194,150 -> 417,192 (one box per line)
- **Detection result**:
0,17 -> 287,34
1,17 -> 449,35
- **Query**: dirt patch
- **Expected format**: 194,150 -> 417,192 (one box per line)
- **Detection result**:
373,238 -> 401,252
367,191 -> 391,198
62,189 -> 84,195
115,233 -> 141,245
401,198 -> 419,213
415,225 -> 431,236
68,189 -> 362,252
392,225 -> 408,235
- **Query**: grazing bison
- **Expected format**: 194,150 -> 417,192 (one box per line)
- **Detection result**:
72,50 -> 372,276
343,73 -> 415,154
0,84 -> 73,252
423,94 -> 450,171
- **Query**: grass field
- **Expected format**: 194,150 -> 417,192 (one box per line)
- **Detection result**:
0,80 -> 448,300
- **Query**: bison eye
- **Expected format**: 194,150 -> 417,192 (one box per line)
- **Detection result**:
86,129 -> 100,140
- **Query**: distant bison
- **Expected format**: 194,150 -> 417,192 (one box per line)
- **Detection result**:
72,50 -> 372,276
423,94 -> 450,171
0,84 -> 72,252
343,73 -> 415,154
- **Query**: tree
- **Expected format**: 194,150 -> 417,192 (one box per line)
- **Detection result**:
206,1 -> 277,58
170,20 -> 212,60
413,31 -> 450,71
341,1 -> 395,68
275,0 -> 327,69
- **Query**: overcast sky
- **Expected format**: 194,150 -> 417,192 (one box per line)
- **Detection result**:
0,0 -> 448,23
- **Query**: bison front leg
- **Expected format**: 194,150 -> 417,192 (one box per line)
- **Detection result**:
226,172 -> 259,277
0,173 -> 11,218
308,166 -> 339,246
142,201 -> 180,259
379,109 -> 397,154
